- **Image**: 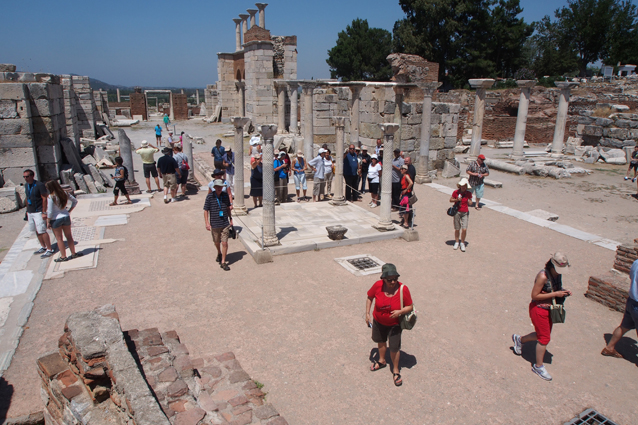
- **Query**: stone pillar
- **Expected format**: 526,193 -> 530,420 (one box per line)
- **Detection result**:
511,80 -> 536,160
260,124 -> 279,246
233,18 -> 242,51
468,79 -> 495,160
236,82 -> 246,116
169,92 -> 175,121
196,89 -> 200,105
415,82 -> 442,184
276,83 -> 286,133
345,83 -> 365,146
300,82 -> 317,161
184,140 -> 196,184
116,88 -> 121,103
117,129 -> 141,194
239,14 -> 249,38
287,82 -> 299,135
374,123 -> 399,231
247,9 -> 258,28
232,117 -> 250,215
256,3 -> 267,28
330,117 -> 347,206
552,82 -> 579,155
393,86 -> 404,146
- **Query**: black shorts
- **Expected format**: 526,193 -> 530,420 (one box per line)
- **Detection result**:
368,182 -> 379,195
371,320 -> 402,352
114,180 -> 128,196
630,161 -> 638,171
143,163 -> 158,178
177,169 -> 188,185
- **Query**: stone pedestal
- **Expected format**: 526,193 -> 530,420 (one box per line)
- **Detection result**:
233,18 -> 242,51
287,82 -> 299,135
232,117 -> 250,216
552,82 -> 579,154
511,80 -> 536,159
468,79 -> 495,160
300,82 -> 317,162
260,124 -> 279,246
330,117 -> 347,206
345,83 -> 365,147
256,3 -> 267,28
374,123 -> 399,231
415,81 -> 442,184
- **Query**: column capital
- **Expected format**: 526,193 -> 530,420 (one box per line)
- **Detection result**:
231,116 -> 250,128
417,81 -> 442,96
555,81 -> 579,90
469,79 -> 495,90
260,124 -> 278,140
516,80 -> 536,89
378,123 -> 399,135
247,8 -> 258,15
239,13 -> 249,23
255,3 -> 268,11
332,117 -> 347,128
300,82 -> 317,94
232,18 -> 242,25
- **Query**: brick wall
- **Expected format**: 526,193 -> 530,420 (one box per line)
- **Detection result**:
172,93 -> 188,120
129,92 -> 147,120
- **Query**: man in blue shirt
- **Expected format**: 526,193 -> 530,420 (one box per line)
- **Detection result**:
274,151 -> 289,204
602,259 -> 638,358
211,139 -> 226,170
343,144 -> 360,202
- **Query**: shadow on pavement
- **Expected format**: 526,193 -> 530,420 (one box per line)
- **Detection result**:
226,251 -> 247,265
368,348 -> 418,370
604,333 -> 638,366
0,377 -> 13,422
445,240 -> 470,247
518,341 -> 553,365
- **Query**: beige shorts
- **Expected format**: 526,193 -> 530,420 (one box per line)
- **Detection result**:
211,225 -> 231,244
28,212 -> 47,234
162,174 -> 177,189
454,211 -> 469,230
313,178 -> 325,196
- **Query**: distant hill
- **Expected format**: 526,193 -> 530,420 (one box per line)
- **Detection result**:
86,77 -> 203,92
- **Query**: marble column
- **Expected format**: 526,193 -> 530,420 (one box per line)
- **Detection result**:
239,14 -> 249,38
330,117 -> 347,206
415,81 -> 442,184
196,89 -> 200,105
393,86 -> 404,148
345,83 -> 365,147
235,82 -> 246,116
116,88 -> 121,103
183,140 -> 194,182
552,82 -> 579,154
287,82 -> 299,135
169,92 -> 175,121
260,124 -> 279,246
256,3 -> 267,28
511,80 -> 536,160
276,82 -> 286,133
247,9 -> 258,28
374,123 -> 399,231
118,129 -> 141,194
233,18 -> 242,51
468,79 -> 495,160
232,117 -> 250,215
300,82 -> 317,161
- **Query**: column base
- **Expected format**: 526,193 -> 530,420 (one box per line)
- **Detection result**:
253,249 -> 273,264
414,175 -> 431,184
233,205 -> 248,216
373,221 -> 395,232
262,235 -> 280,247
510,154 -> 525,160
329,197 -> 347,206
401,229 -> 419,242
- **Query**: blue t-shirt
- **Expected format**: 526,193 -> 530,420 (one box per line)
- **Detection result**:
274,159 -> 287,179
155,126 -> 162,136
630,260 -> 638,302
344,152 -> 358,176
212,146 -> 226,161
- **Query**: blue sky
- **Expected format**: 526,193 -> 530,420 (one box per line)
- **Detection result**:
0,0 -> 622,87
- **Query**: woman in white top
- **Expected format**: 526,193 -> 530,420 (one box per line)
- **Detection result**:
367,154 -> 383,208
324,149 -> 334,199
45,180 -> 83,262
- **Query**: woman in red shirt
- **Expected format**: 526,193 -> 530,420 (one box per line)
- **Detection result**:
365,263 -> 413,386
450,178 -> 473,252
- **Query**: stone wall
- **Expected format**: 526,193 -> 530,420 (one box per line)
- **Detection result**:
217,54 -> 240,120
204,84 -> 218,117
172,93 -> 188,120
578,111 -> 638,148
244,40 -> 275,126
586,239 -> 637,312
282,37 -> 297,81
129,91 -> 148,121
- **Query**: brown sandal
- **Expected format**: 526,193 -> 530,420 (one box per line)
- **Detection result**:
601,347 -> 623,358
109,202 -> 118,206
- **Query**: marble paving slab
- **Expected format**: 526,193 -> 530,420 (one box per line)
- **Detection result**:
0,271 -> 34,298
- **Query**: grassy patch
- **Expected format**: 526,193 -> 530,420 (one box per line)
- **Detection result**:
254,380 -> 264,389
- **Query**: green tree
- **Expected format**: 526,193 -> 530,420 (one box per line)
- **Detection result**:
604,0 -> 638,65
326,19 -> 393,81
488,0 -> 534,78
524,16 -> 579,76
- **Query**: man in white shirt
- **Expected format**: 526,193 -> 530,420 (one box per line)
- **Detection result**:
308,148 -> 327,202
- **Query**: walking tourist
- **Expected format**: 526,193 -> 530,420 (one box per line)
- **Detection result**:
167,132 -> 174,148
309,148 -> 327,202
365,263 -> 413,387
274,151 -> 289,204
163,113 -> 170,130
367,155 -> 382,208
23,169 -> 54,258
293,151 -> 308,202
223,147 -> 235,191
179,131 -> 186,146
207,169 -> 233,204
624,145 -> 638,182
601,258 -> 638,359
450,178 -> 472,252
211,139 -> 226,170
157,147 -> 181,204
135,140 -> 161,193
399,165 -> 413,228
324,149 -> 334,199
45,180 -> 83,262
512,252 -> 572,381
204,179 -> 234,271
250,154 -> 263,207
172,144 -> 189,197
391,149 -> 405,210
344,144 -> 359,202
110,157 -> 132,206
360,146 -> 371,194
466,154 -> 489,210
155,124 -> 162,144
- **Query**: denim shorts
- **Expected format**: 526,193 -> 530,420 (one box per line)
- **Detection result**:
470,183 -> 484,199
621,298 -> 638,330
51,216 -> 71,229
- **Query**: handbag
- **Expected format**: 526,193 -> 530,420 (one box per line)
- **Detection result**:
447,202 -> 459,217
408,193 -> 418,205
399,284 -> 417,330
549,295 -> 566,324
228,225 -> 237,240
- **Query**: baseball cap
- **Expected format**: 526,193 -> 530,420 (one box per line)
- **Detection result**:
318,148 -> 326,154
457,178 -> 471,188
551,252 -> 571,274
370,154 -> 378,159
478,154 -> 486,160
278,151 -> 286,157
361,146 -> 368,151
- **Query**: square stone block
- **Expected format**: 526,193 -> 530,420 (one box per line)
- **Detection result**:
0,147 -> 37,168
0,83 -> 28,101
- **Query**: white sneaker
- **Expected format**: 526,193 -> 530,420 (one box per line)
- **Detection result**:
453,242 -> 459,250
625,176 -> 630,180
532,364 -> 552,381
370,203 -> 377,208
512,334 -> 522,355
170,198 -> 176,203
460,242 -> 466,252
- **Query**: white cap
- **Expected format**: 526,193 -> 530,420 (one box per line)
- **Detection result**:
318,148 -> 326,154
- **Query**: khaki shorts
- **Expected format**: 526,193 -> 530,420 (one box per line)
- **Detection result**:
313,178 -> 325,196
454,211 -> 469,230
211,225 -> 231,244
28,212 -> 47,234
162,174 -> 177,190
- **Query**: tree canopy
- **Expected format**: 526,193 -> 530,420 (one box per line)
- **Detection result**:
326,19 -> 393,81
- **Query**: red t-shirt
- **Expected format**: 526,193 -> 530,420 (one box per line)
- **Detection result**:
367,280 -> 412,327
452,189 -> 472,213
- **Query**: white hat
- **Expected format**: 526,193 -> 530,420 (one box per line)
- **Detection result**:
318,148 -> 326,154
278,151 -> 286,157
370,154 -> 378,159
212,179 -> 225,187
140,140 -> 148,147
457,178 -> 471,188
551,252 -> 571,274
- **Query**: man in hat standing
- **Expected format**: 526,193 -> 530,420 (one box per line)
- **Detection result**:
157,147 -> 182,203
203,179 -> 233,271
391,149 -> 405,210
135,140 -> 161,193
466,154 -> 489,210
308,148 -> 327,202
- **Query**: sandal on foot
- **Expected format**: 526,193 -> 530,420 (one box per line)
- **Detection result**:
601,347 -> 623,358
71,253 -> 84,259
124,200 -> 133,204
220,262 -> 230,271
370,360 -> 387,372
109,202 -> 118,206
393,373 -> 402,386
54,257 -> 68,263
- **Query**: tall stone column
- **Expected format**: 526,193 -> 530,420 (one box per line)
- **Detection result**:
511,80 -> 536,159
260,124 -> 279,246
117,129 -> 141,194
116,88 -> 121,103
256,3 -> 267,28
247,9 -> 258,28
239,14 -> 249,38
196,89 -> 200,105
330,117 -> 347,206
235,82 -> 246,116
468,79 -> 495,160
345,83 -> 365,146
233,18 -> 242,51
276,82 -> 286,133
169,92 -> 175,121
300,82 -> 317,161
287,82 -> 299,135
415,82 -> 442,184
232,117 -> 250,215
551,82 -> 579,154
374,123 -> 399,231
183,140 -> 194,180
